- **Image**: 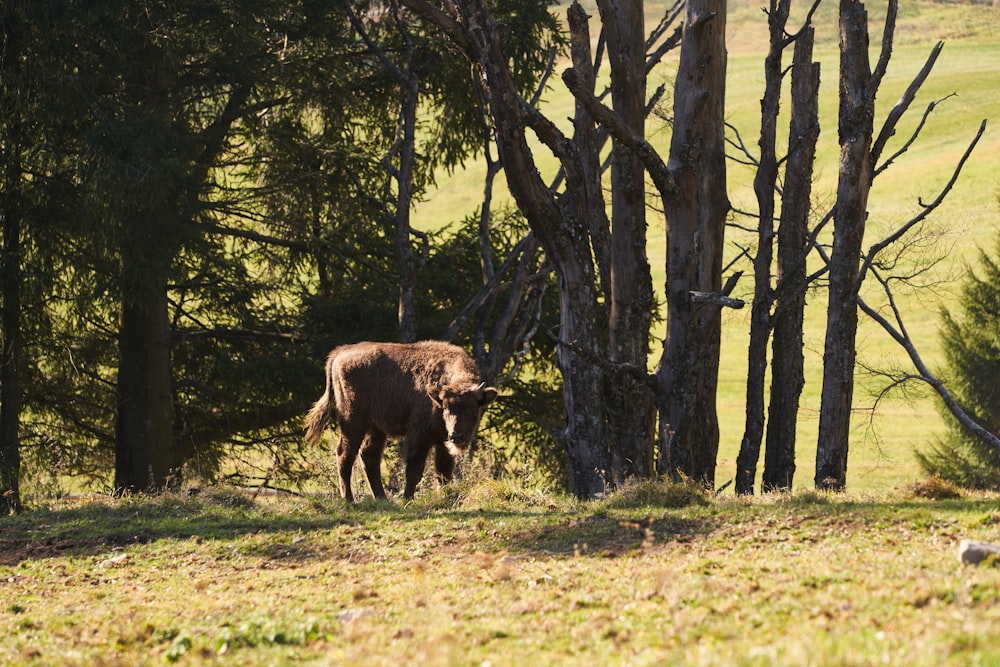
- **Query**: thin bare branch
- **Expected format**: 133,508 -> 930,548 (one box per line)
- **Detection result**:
645,0 -> 684,72
690,291 -> 745,309
869,0 -> 898,96
397,0 -> 473,58
859,119 -> 986,291
871,40 -> 944,164
443,233 -> 537,340
874,93 -> 955,177
561,67 -> 674,200
528,46 -> 558,109
858,275 -> 1000,456
724,121 -> 759,167
547,328 -> 655,387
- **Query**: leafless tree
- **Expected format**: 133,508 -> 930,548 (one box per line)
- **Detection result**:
733,1 -> 821,495
398,0 -> 689,496
814,4 -> 991,488
653,0 -> 731,485
564,0 -> 733,486
815,0 -> 889,490
855,118 -> 996,453
761,25 -> 820,493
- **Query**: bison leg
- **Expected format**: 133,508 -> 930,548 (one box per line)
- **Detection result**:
433,443 -> 456,482
403,437 -> 432,500
360,429 -> 388,499
336,428 -> 364,503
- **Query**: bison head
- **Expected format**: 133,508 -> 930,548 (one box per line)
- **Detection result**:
433,381 -> 498,457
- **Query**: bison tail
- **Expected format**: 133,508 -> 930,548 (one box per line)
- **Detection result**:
304,391 -> 333,446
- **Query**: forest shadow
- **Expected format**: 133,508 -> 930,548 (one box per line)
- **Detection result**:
0,490 -> 358,565
0,489 -> 716,566
3,487 -> 996,566
499,512 -> 713,557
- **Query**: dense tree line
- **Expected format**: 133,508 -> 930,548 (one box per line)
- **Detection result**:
0,0 -> 563,511
1,0 -> 995,512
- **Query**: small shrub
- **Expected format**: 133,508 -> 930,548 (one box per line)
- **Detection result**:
604,478 -> 710,510
904,476 -> 964,501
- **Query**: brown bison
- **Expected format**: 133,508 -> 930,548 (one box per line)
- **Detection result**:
304,341 -> 498,501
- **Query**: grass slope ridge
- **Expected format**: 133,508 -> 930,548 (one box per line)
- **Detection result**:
3,483 -> 1000,665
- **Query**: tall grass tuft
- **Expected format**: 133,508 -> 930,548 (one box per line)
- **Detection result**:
603,477 -> 711,510
903,475 -> 965,500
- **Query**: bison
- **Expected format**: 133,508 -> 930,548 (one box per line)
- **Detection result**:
303,341 -> 498,501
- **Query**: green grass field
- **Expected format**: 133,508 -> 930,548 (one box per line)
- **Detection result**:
6,7 -> 1000,664
5,481 -> 1000,666
414,0 -> 1000,492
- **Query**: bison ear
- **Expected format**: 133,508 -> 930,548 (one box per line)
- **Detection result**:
478,386 -> 498,406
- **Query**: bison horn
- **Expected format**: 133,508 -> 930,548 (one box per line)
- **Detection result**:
475,382 -> 485,391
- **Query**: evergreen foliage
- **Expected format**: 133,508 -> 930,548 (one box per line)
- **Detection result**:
917,231 -> 1000,488
1,0 -> 566,496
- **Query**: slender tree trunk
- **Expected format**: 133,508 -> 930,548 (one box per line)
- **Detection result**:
0,178 -> 21,513
816,0 -> 875,490
763,26 -> 819,492
656,0 -> 729,486
568,2 -> 612,308
115,250 -> 176,492
453,0 -> 611,497
735,0 -> 789,495
395,76 -> 420,343
0,5 -> 25,513
598,0 -> 656,483
556,260 -> 612,498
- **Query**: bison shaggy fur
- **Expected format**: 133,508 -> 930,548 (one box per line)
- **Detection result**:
304,341 -> 498,501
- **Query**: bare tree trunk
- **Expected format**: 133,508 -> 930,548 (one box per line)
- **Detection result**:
568,3 -> 612,308
116,265 -> 176,492
344,3 -> 425,343
597,0 -> 656,483
0,0 -> 26,513
655,0 -> 729,486
763,26 -> 819,492
815,0 -> 878,490
395,77 -> 420,343
0,166 -> 22,513
414,0 -> 611,497
735,0 -> 789,495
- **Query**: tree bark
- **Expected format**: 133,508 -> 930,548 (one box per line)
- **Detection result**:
444,0 -> 611,497
735,0 -> 789,495
395,76 -> 421,343
597,0 -> 657,483
1,5 -> 26,512
655,0 -> 729,486
763,26 -> 819,492
0,159 -> 22,513
815,0 -> 876,490
116,265 -> 176,492
568,2 -> 612,308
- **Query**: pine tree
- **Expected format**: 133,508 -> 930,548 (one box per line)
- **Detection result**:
918,233 -> 1000,488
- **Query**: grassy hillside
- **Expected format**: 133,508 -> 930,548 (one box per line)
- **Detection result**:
414,0 -> 1000,491
5,483 -> 1000,665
